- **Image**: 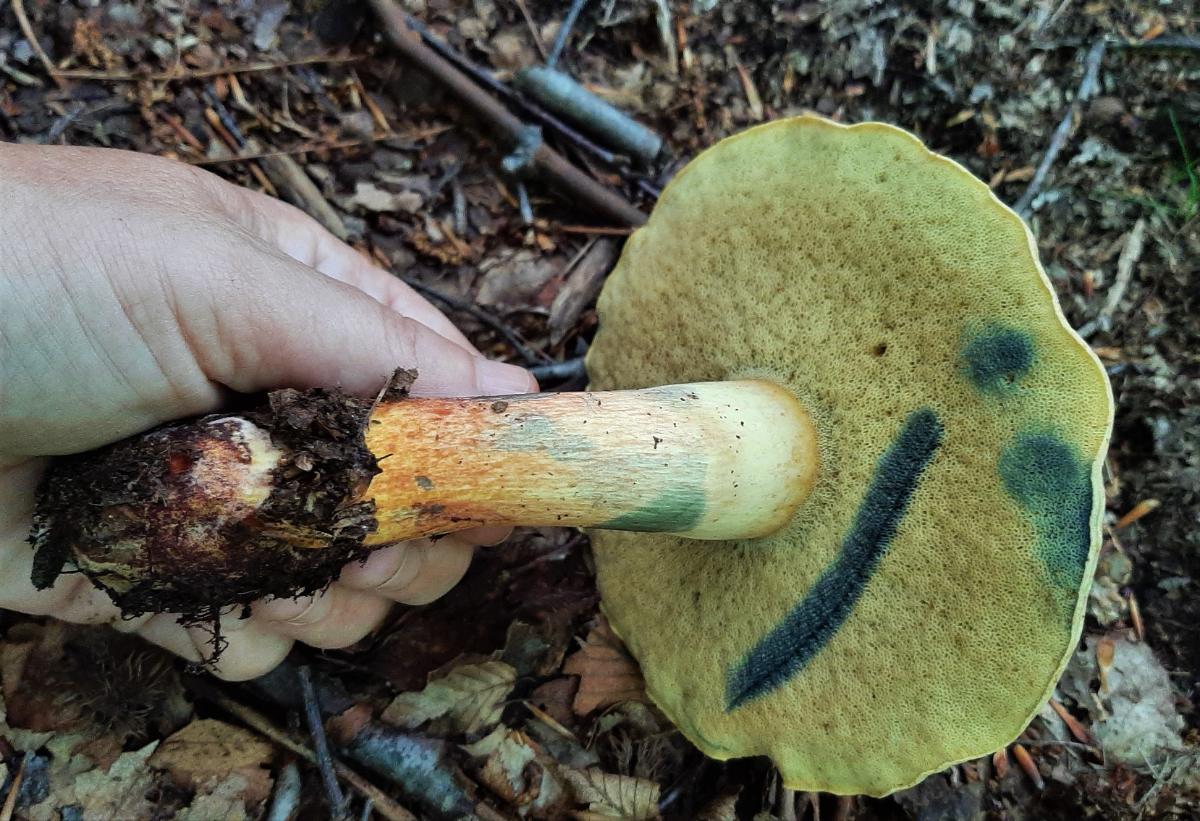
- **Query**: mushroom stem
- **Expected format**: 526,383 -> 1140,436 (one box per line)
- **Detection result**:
364,380 -> 818,543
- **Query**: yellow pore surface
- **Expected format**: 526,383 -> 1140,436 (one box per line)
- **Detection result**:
585,116 -> 1113,796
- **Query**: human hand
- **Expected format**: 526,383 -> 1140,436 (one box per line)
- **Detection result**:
0,143 -> 536,679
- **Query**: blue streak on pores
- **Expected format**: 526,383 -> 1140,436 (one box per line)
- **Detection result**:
725,408 -> 944,711
962,326 -> 1034,394
999,432 -> 1093,601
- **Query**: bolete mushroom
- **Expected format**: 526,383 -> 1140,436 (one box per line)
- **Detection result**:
30,116 -> 1112,796
585,116 -> 1113,795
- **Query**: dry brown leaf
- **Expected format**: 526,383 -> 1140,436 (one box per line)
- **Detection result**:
72,742 -> 162,819
464,727 -> 569,817
530,678 -> 578,728
561,767 -> 661,820
177,773 -> 257,821
476,248 -> 562,309
383,660 -> 517,734
548,239 -> 619,345
150,719 -> 275,806
563,620 -> 647,715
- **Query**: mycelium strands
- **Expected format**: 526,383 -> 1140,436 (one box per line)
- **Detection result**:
363,380 -> 817,544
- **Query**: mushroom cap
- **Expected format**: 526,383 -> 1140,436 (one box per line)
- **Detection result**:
585,116 -> 1113,796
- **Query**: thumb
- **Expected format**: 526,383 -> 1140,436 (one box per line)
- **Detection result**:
182,242 -> 537,399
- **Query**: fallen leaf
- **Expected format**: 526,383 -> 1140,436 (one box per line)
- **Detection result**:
561,767 -> 660,819
463,727 -> 569,816
177,773 -> 256,821
476,249 -> 562,309
563,620 -> 646,715
73,741 -> 162,819
548,239 -> 619,345
383,660 -> 516,734
529,678 -> 578,728
1091,637 -> 1186,766
150,719 -> 275,806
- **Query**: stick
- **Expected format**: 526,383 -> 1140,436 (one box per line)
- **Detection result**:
401,13 -> 622,167
50,54 -> 364,82
10,0 -> 64,89
299,665 -> 348,818
368,0 -> 646,227
0,751 -> 30,821
247,137 -> 351,240
529,356 -> 586,384
1013,40 -> 1107,217
546,0 -> 590,68
188,126 -> 453,165
1077,216 -> 1146,338
264,761 -> 302,821
191,680 -> 418,821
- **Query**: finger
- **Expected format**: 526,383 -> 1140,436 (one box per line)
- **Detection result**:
135,613 -> 204,663
458,525 -> 512,547
339,537 -> 475,605
222,186 -> 476,350
252,584 -> 393,649
181,243 -> 537,399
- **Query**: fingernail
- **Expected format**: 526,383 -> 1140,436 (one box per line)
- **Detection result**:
477,360 -> 536,396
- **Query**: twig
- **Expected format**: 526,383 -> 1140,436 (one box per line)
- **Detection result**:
650,0 -> 679,76
0,751 -> 31,821
188,126 -> 452,165
10,0 -> 64,89
516,180 -> 535,225
530,356 -> 586,384
401,13 -> 621,167
1077,216 -> 1146,338
247,137 -> 350,240
547,0 -> 590,68
1115,33 -> 1200,53
400,276 -> 549,365
264,761 -> 302,821
778,785 -> 798,821
559,224 -> 634,236
190,679 -> 417,821
1013,40 -> 1107,217
50,54 -> 364,82
368,0 -> 645,226
512,0 -> 549,62
299,665 -> 348,818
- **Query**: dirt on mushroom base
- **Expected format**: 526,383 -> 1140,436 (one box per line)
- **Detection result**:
27,373 -> 421,622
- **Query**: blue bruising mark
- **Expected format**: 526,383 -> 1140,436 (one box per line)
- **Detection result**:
725,408 -> 944,711
999,432 -> 1093,602
601,488 -> 705,533
962,326 -> 1034,394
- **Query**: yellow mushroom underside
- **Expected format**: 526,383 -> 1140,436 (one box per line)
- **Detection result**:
585,117 -> 1113,796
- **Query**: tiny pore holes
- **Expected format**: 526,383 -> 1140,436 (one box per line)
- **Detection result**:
872,342 -> 888,357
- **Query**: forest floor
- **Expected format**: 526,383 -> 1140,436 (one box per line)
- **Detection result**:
0,0 -> 1197,819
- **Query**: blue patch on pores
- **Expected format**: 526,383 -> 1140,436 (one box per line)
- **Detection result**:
962,326 -> 1034,394
999,432 -> 1094,609
725,408 -> 944,711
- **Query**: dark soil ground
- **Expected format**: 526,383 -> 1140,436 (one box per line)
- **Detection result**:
0,1 -> 1197,819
